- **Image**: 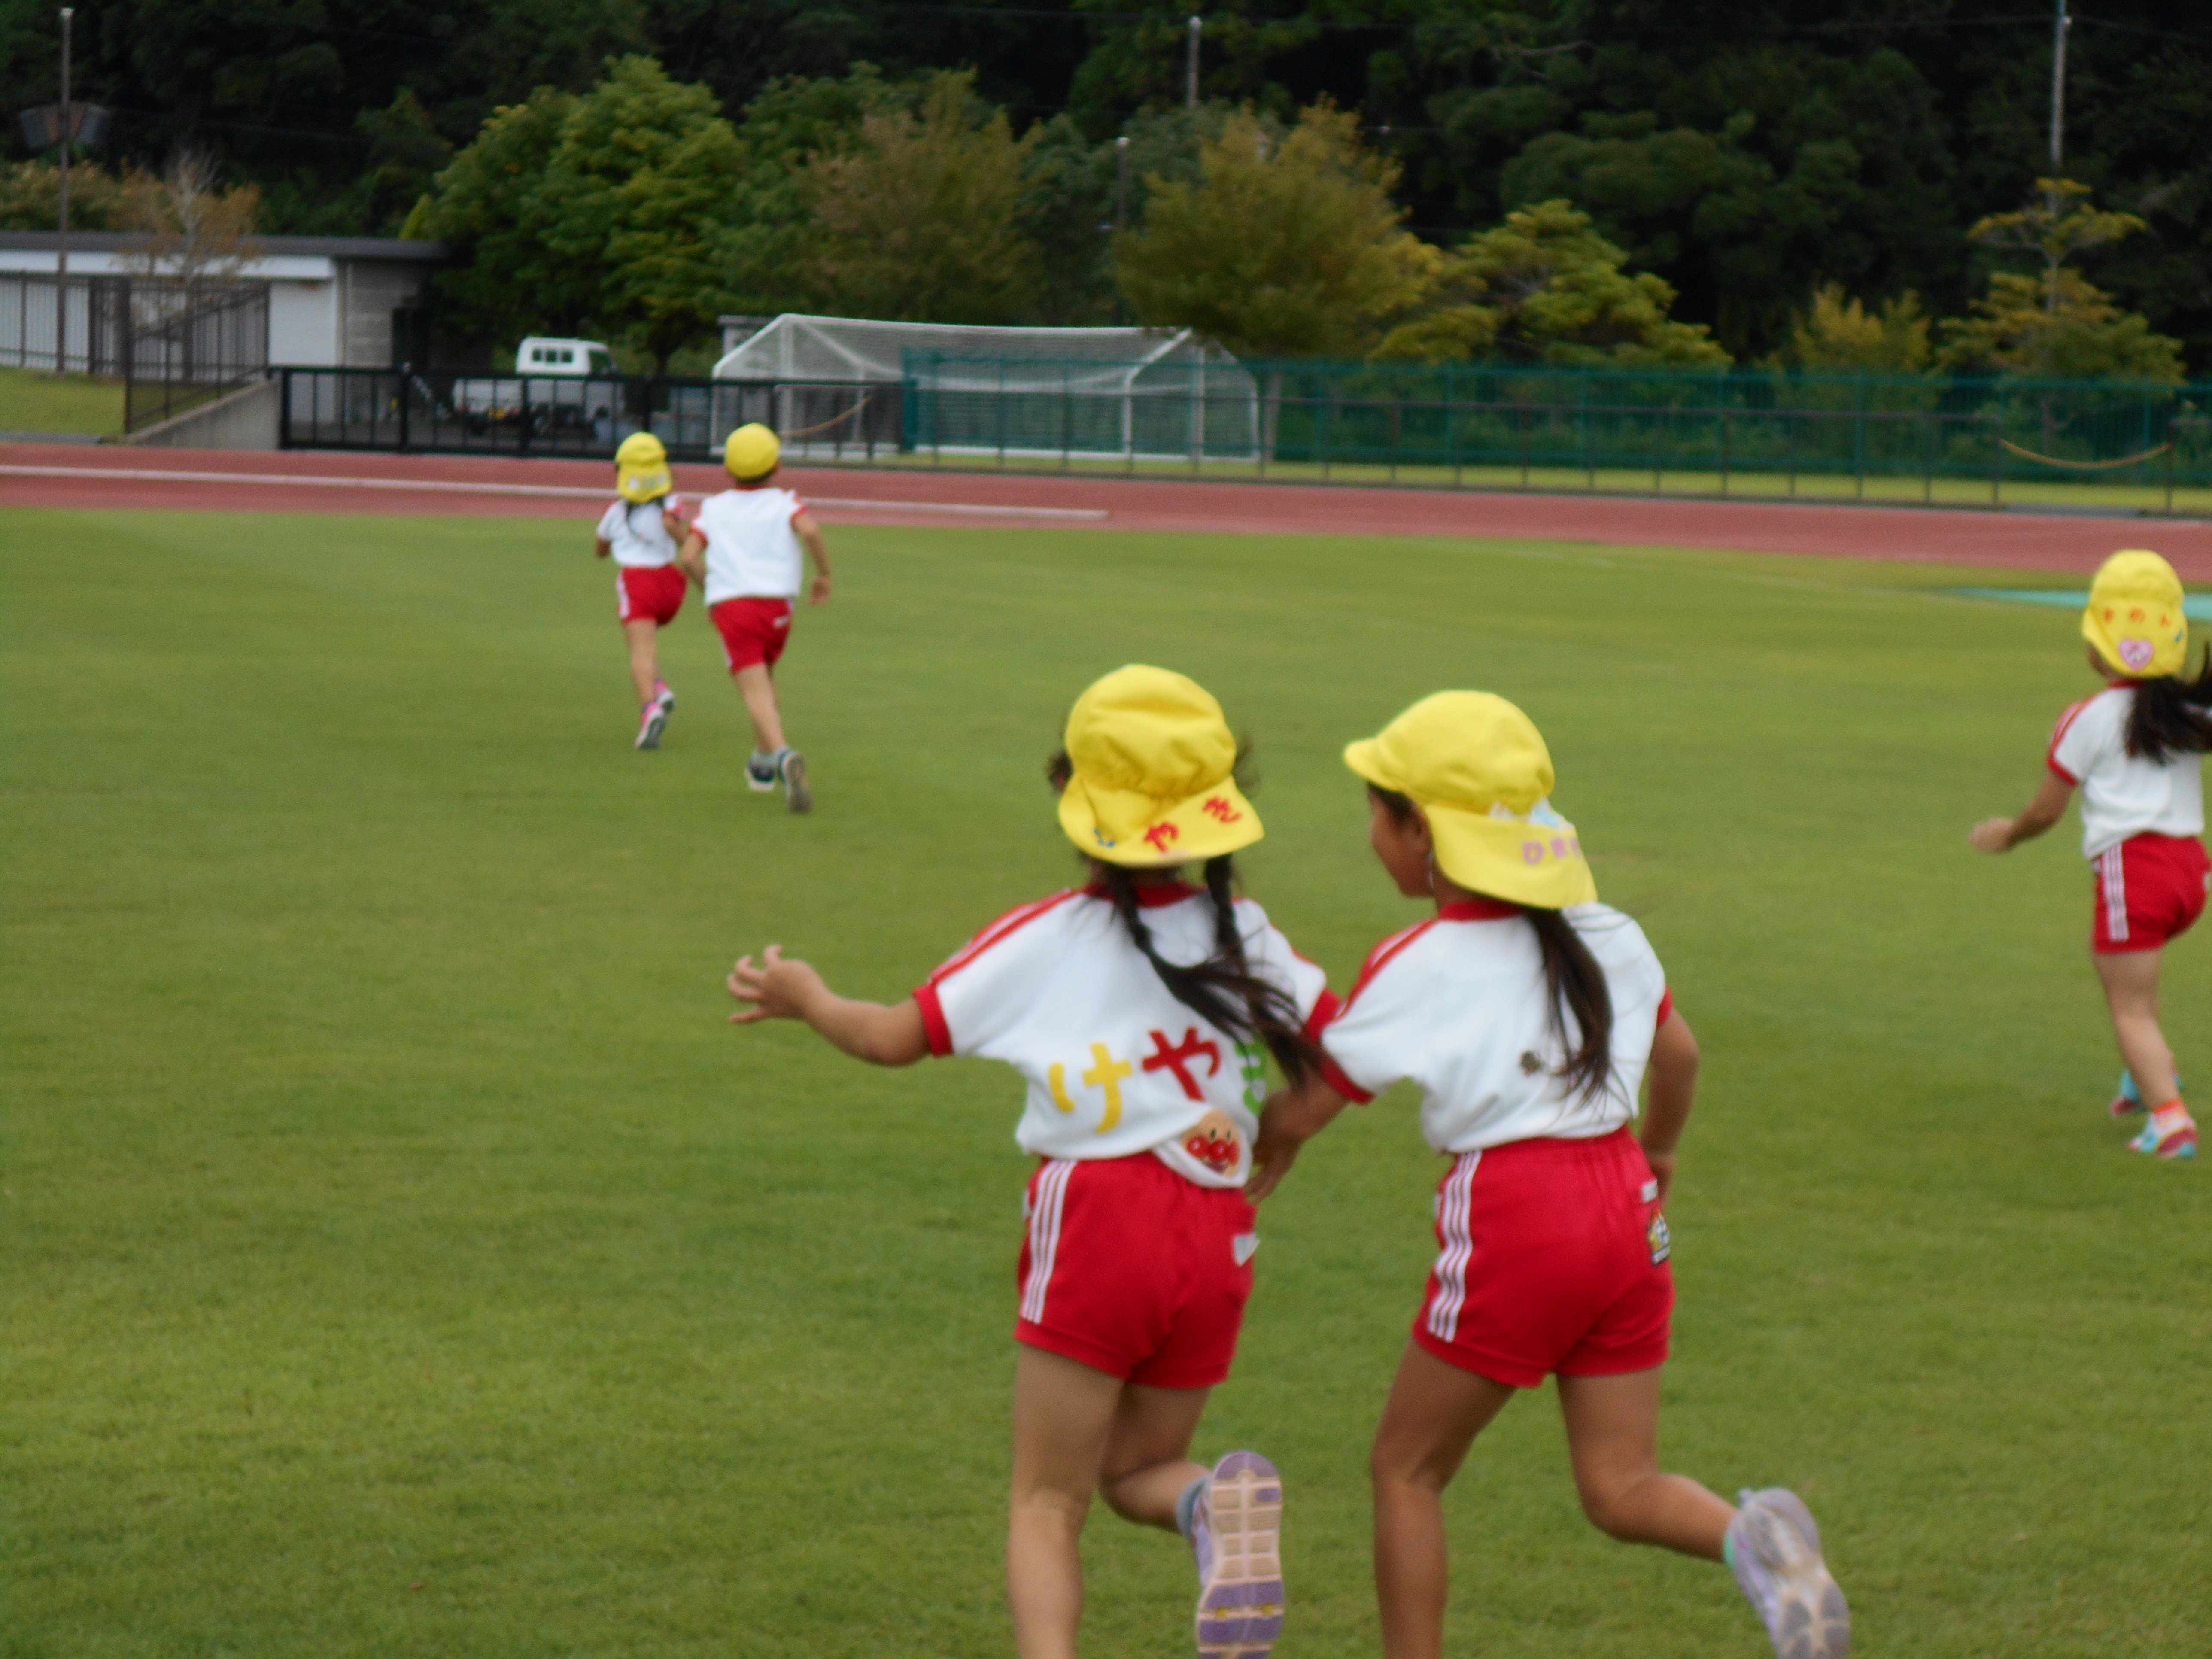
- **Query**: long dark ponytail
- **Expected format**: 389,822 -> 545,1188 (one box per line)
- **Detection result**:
2124,647 -> 2212,763
1049,749 -> 1325,1087
1371,785 -> 1613,1103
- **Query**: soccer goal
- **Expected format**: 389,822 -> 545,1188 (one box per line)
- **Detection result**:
710,315 -> 1260,464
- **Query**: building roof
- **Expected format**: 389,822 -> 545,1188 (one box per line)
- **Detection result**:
0,231 -> 447,261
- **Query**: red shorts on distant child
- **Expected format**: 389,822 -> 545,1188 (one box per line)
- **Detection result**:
710,596 -> 793,672
617,565 -> 686,627
2091,832 -> 2211,954
1413,1126 -> 1673,1389
1016,1152 -> 1255,1388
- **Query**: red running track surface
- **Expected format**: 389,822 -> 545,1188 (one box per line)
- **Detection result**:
5,442 -> 2207,575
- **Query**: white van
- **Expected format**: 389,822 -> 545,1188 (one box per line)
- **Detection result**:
515,338 -> 617,376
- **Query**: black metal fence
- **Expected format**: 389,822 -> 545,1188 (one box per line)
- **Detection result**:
0,272 -> 270,431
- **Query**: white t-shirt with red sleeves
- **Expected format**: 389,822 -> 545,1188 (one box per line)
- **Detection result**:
694,486 -> 806,603
2048,684 -> 2205,859
596,497 -> 681,568
1319,899 -> 1671,1155
913,885 -> 1336,1188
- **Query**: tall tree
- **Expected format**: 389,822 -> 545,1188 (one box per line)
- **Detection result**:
1115,101 -> 1438,357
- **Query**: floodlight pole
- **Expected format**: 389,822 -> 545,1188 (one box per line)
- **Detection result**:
56,5 -> 72,372
2048,0 -> 2068,170
1185,15 -> 1200,112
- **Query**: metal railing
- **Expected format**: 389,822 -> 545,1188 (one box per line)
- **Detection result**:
1,273 -> 270,431
271,361 -> 2212,512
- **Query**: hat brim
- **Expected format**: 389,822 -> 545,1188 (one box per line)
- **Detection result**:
1427,806 -> 1596,908
1058,776 -> 1264,867
1343,738 -> 1399,794
618,469 -> 671,503
2081,606 -> 2186,680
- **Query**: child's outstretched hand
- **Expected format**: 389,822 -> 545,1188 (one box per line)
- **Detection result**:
1244,1117 -> 1303,1202
1969,816 -> 2015,853
729,945 -> 826,1024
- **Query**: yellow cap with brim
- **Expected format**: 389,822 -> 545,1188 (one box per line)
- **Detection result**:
724,422 -> 781,481
615,431 -> 671,503
1344,691 -> 1596,908
1057,665 -> 1263,867
2083,549 -> 2187,679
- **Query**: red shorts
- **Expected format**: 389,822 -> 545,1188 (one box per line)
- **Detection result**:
617,565 -> 685,627
1017,1154 -> 1256,1389
1413,1127 -> 1673,1389
2092,833 -> 2209,954
710,597 -> 793,673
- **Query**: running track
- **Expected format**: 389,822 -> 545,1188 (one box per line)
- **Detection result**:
5,441 -> 2208,576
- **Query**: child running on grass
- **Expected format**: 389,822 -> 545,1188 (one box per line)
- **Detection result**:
1971,549 -> 2209,1160
1246,692 -> 1850,1659
727,665 -> 1338,1659
678,423 -> 831,812
594,431 -> 687,750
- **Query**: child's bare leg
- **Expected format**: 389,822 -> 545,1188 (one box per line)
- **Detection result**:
622,619 -> 660,705
1369,1341 -> 1515,1659
1556,1368 -> 1734,1557
1007,1345 -> 1122,1659
1097,1380 -> 1211,1528
734,662 -> 786,752
2094,948 -> 2179,1105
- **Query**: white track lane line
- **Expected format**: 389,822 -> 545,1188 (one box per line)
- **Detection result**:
0,464 -> 1109,519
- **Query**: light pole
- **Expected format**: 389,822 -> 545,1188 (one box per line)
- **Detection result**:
2048,0 -> 2069,171
56,5 -> 72,372
1185,15 -> 1200,112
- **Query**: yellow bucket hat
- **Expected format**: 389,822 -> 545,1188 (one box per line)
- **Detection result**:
2083,549 -> 2187,679
1057,666 -> 1263,867
724,422 -> 781,482
614,431 -> 671,504
1345,691 -> 1596,908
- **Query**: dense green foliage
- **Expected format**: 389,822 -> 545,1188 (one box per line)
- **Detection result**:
4,1 -> 2209,365
6,503 -> 2212,1654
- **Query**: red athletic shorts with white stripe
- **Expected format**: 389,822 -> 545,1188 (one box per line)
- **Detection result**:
617,565 -> 686,627
1414,1126 -> 1673,1389
2091,832 -> 2210,954
1017,1153 -> 1256,1389
710,597 -> 793,672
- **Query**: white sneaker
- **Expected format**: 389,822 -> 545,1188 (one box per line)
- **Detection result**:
778,748 -> 811,814
1191,1451 -> 1283,1659
1729,1489 -> 1849,1659
744,751 -> 778,793
635,701 -> 668,750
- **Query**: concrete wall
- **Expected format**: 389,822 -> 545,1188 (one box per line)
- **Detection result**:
269,281 -> 339,366
123,378 -> 280,450
342,261 -> 432,367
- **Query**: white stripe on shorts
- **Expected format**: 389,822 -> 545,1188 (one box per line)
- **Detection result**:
617,570 -> 632,621
1423,1151 -> 1483,1344
1020,1159 -> 1075,1326
2102,845 -> 2130,943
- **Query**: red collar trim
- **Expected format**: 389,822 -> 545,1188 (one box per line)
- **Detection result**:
1437,897 -> 1522,921
1085,881 -> 1202,908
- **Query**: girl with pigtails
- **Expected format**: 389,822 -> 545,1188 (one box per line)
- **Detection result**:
727,665 -> 1341,1659
1248,691 -> 1850,1659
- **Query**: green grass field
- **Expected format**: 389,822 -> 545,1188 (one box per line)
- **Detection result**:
4,506 -> 2209,1658
0,367 -> 125,436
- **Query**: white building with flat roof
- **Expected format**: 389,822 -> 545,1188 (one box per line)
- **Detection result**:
0,232 -> 446,367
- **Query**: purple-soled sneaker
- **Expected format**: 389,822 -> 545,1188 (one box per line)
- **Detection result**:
1191,1451 -> 1284,1659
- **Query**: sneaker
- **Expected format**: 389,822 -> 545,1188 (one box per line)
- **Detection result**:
778,748 -> 811,814
635,701 -> 668,751
654,681 -> 676,715
1191,1451 -> 1284,1659
1728,1488 -> 1849,1659
2130,1108 -> 2197,1159
744,751 -> 778,793
2110,1070 -> 2146,1118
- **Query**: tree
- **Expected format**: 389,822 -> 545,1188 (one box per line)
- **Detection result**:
535,56 -> 745,366
1373,200 -> 1729,367
1939,270 -> 2184,383
1114,102 -> 1438,358
1965,178 -> 2145,316
118,149 -> 263,283
795,71 -> 1044,325
355,91 -> 453,238
1770,284 -> 1931,373
0,158 -> 130,232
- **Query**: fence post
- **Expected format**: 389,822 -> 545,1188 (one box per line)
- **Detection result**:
1719,404 -> 1730,498
397,363 -> 411,451
1854,377 -> 1866,501
1990,412 -> 2002,504
2166,422 -> 2178,514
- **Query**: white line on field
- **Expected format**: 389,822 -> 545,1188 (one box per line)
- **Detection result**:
0,464 -> 1110,520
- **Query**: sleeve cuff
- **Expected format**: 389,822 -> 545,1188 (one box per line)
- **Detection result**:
1655,986 -> 1674,1027
1302,988 -> 1341,1041
913,983 -> 953,1057
2047,757 -> 2080,785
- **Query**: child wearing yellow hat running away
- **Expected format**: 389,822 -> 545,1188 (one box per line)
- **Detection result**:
594,432 -> 689,750
1246,693 -> 1850,1659
727,666 -> 1348,1659
1971,549 -> 2212,1160
678,423 -> 832,812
